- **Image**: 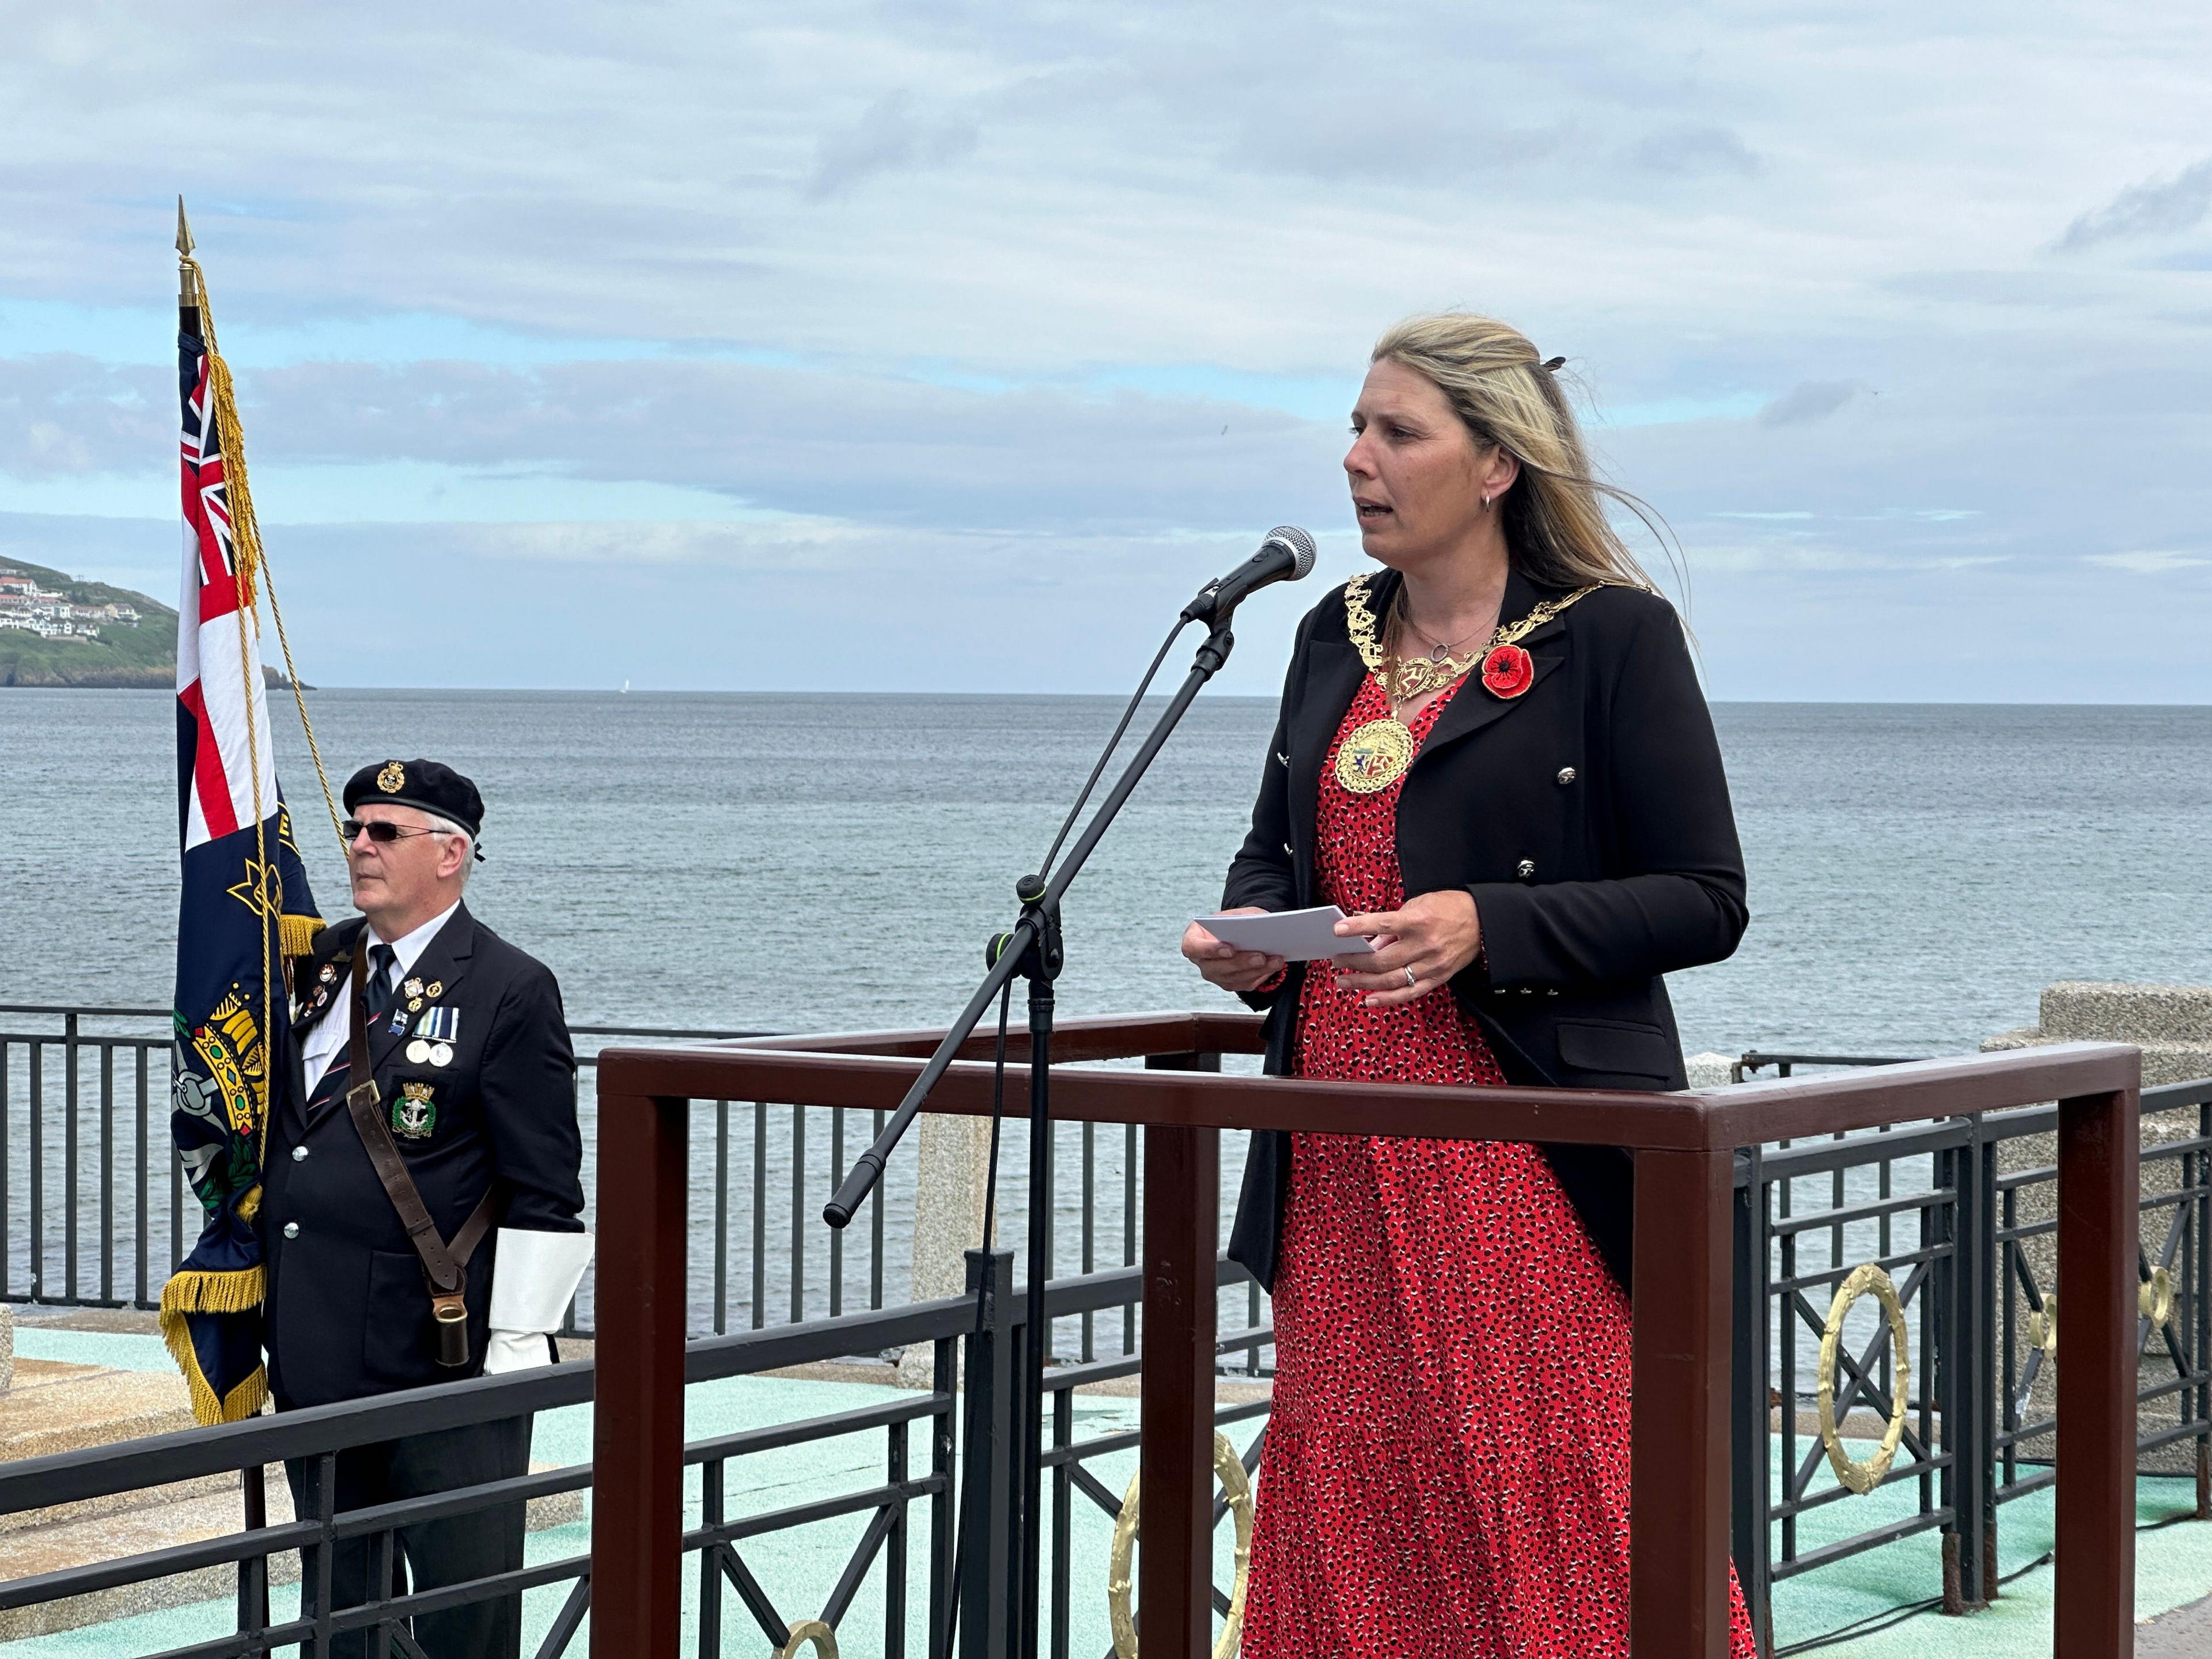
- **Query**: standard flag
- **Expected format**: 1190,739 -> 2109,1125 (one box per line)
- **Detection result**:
164,259 -> 323,1425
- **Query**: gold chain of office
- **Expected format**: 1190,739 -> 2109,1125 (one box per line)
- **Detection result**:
1344,572 -> 1601,703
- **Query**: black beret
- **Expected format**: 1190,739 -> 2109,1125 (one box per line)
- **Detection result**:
343,758 -> 485,840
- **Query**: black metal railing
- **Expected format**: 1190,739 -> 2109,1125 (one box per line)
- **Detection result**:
0,1007 -> 1230,1357
10,1003 -> 2208,1654
0,1255 -> 1267,1659
1729,1072 -> 2212,1654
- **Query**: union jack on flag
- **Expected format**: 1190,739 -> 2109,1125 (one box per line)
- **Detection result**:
164,299 -> 323,1425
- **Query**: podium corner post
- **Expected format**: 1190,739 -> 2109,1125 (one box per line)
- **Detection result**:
2055,1084 -> 2139,1656
1631,1145 -> 1733,1659
1139,1118 -> 1218,1657
591,1082 -> 690,1659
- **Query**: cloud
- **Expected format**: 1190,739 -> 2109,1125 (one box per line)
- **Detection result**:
1633,126 -> 1759,178
6,4 -> 2212,698
1756,380 -> 1868,427
0,354 -> 167,477
2056,158 -> 2212,251
2083,550 -> 2210,574
805,92 -> 980,202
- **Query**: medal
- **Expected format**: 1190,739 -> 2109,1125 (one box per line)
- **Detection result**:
429,1042 -> 453,1067
406,1039 -> 431,1064
403,978 -> 424,1000
1335,717 -> 1415,794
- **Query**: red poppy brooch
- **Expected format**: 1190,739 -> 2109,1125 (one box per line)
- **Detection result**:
1479,643 -> 1536,699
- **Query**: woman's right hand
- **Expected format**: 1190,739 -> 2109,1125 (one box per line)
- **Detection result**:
1181,908 -> 1288,994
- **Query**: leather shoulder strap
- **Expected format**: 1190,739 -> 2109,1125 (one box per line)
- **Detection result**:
343,947 -> 493,1292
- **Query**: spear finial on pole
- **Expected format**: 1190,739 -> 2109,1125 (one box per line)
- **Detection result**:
177,196 -> 198,310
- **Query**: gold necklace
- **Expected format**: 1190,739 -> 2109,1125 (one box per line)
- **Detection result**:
1333,573 -> 1602,795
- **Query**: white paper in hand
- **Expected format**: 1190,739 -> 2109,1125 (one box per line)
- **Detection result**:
1193,906 -> 1375,962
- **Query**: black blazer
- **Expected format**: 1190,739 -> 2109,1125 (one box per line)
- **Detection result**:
1222,566 -> 1748,1294
262,904 -> 585,1409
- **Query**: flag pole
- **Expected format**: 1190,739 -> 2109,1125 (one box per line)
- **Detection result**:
180,194 -> 274,1638
176,196 -> 199,324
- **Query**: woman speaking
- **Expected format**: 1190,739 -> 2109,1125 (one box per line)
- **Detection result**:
1181,313 -> 1753,1656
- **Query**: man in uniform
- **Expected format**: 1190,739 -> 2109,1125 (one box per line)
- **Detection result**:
263,758 -> 592,1659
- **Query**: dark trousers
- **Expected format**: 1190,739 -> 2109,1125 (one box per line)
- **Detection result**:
284,1415 -> 532,1659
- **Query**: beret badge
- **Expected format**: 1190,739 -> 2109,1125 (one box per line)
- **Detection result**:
376,761 -> 406,794
1479,644 -> 1536,699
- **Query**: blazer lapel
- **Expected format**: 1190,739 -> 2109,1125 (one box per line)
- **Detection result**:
1416,568 -> 1575,766
291,921 -> 362,1128
368,906 -> 476,1075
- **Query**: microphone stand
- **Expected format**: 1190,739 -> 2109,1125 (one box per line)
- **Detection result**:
825,614 -> 1240,1657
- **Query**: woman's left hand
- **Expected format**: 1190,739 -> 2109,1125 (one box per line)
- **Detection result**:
1331,889 -> 1483,1007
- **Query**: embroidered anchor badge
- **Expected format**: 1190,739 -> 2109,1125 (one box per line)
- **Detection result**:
393,1081 -> 437,1141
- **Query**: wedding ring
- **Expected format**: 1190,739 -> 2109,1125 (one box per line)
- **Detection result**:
1403,967 -> 1418,988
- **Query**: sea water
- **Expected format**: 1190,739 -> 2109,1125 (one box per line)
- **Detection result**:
3,691 -> 2209,1337
6,690 -> 2208,1052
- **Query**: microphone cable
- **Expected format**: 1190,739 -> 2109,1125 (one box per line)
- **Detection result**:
1036,615 -> 1190,878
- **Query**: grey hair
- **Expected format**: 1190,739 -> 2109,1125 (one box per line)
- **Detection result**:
419,810 -> 475,887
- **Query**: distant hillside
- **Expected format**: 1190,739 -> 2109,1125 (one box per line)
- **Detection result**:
0,558 -> 298,691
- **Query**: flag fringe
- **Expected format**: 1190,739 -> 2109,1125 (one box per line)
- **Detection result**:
280,912 -> 324,961
159,1269 -> 269,1426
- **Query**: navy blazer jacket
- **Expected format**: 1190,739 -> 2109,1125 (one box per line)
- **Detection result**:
262,904 -> 585,1408
1221,566 -> 1749,1293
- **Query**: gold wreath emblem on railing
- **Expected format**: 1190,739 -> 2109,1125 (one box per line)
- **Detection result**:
1816,1263 -> 1912,1497
2026,1291 -> 2058,1361
773,1620 -> 837,1658
2024,1269 -> 2172,1372
1107,1431 -> 1254,1659
2141,1267 -> 2176,1329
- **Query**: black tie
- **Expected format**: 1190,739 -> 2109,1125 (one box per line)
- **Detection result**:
365,944 -> 397,1021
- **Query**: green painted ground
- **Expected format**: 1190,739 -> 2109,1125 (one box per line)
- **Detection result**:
3,1327 -> 2205,1656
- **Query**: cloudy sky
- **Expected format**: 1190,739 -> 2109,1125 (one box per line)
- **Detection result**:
3,2 -> 2209,698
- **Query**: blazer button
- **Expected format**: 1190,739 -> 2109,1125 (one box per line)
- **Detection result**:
290,1145 -> 308,1162
282,1221 -> 300,1239
1516,858 -> 1536,880
1556,766 -> 1577,786
1283,842 -> 1294,857
1276,751 -> 1289,767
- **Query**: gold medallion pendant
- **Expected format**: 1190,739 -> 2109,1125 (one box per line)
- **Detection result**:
1335,717 -> 1414,794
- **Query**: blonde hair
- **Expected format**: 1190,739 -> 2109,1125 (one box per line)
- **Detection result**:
1371,313 -> 1668,592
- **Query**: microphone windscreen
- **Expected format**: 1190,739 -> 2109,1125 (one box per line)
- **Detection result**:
1266,525 -> 1318,579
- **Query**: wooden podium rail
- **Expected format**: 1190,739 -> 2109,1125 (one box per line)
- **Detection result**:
591,1013 -> 2141,1658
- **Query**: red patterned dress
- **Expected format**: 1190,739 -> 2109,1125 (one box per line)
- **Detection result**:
1239,673 -> 1757,1658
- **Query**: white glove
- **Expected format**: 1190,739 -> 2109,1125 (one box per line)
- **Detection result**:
484,1228 -> 594,1375
482,1329 -> 556,1374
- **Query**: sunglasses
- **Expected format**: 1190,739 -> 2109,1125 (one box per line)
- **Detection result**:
341,819 -> 452,846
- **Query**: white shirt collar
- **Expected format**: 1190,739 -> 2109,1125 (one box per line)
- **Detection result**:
366,902 -> 462,979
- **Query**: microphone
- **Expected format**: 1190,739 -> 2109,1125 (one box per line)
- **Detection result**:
1181,525 -> 1317,623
